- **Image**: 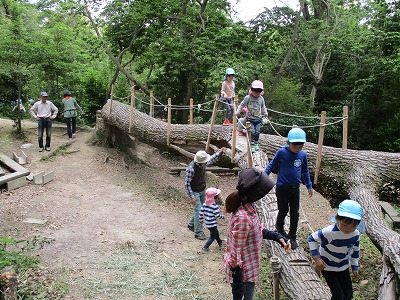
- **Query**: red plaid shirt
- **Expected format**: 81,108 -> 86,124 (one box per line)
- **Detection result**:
224,203 -> 262,283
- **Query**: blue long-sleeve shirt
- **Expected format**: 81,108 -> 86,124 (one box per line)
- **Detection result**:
264,146 -> 312,190
308,224 -> 360,271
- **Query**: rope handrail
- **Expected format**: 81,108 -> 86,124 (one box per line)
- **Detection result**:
267,107 -> 343,120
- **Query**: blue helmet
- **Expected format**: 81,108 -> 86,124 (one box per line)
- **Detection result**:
287,127 -> 306,143
225,68 -> 235,75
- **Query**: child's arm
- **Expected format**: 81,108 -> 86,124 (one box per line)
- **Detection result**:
308,230 -> 327,271
199,207 -> 204,223
262,229 -> 291,253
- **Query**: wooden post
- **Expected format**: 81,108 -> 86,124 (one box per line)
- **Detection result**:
167,98 -> 171,146
149,91 -> 154,118
342,106 -> 348,149
129,84 -> 135,133
246,121 -> 253,168
109,84 -> 114,114
314,111 -> 326,185
270,256 -> 280,300
231,95 -> 239,162
189,98 -> 194,125
206,94 -> 219,151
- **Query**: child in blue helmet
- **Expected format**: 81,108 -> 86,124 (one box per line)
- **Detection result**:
308,199 -> 363,300
264,127 -> 313,249
220,68 -> 235,125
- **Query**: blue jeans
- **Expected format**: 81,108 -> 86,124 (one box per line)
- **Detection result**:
38,118 -> 52,148
204,226 -> 222,249
65,116 -> 77,138
188,191 -> 205,235
276,185 -> 300,238
221,97 -> 234,119
247,117 -> 262,143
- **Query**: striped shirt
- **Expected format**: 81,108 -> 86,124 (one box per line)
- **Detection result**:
224,203 -> 262,283
308,224 -> 360,271
184,152 -> 221,199
199,203 -> 224,228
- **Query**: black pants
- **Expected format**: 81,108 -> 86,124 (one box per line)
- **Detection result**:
322,269 -> 353,300
65,116 -> 77,138
275,185 -> 300,238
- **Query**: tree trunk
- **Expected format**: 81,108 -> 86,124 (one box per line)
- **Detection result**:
98,100 -> 400,299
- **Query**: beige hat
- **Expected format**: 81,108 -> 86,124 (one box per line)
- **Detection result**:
194,151 -> 210,164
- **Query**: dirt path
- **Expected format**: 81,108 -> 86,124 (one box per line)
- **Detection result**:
0,118 -> 335,299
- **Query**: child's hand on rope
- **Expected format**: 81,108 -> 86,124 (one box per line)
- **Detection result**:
262,117 -> 269,125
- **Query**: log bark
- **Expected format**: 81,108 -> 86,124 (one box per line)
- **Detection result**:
98,100 -> 400,299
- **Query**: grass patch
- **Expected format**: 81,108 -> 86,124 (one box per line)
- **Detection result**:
0,236 -> 69,299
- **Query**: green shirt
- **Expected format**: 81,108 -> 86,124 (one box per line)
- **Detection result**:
62,97 -> 82,118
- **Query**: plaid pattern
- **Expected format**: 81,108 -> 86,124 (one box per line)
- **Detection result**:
184,152 -> 220,199
224,203 -> 262,283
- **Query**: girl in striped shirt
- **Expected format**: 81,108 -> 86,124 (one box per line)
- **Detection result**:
199,187 -> 225,253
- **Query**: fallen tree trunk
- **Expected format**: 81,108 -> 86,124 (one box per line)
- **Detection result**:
98,100 -> 400,299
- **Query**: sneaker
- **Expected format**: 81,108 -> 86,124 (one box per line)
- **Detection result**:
39,147 -> 44,152
251,144 -> 257,153
68,138 -> 72,141
45,147 -> 51,151
219,240 -> 226,248
72,133 -> 76,137
195,233 -> 206,240
237,130 -> 243,136
254,143 -> 260,151
223,119 -> 232,125
187,225 -> 194,232
290,238 -> 299,250
201,247 -> 210,253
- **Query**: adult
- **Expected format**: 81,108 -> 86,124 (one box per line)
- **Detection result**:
185,148 -> 224,240
62,90 -> 83,140
224,168 -> 291,300
30,92 -> 58,152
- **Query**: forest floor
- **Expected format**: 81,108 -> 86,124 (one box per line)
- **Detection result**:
0,117 -> 346,299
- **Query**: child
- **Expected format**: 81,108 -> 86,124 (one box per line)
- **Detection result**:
308,199 -> 363,300
199,187 -> 225,253
220,68 -> 235,125
264,127 -> 313,249
235,80 -> 268,152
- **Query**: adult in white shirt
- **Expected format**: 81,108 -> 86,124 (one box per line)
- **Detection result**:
30,92 -> 58,152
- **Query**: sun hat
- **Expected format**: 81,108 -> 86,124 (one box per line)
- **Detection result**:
251,80 -> 264,90
236,168 -> 275,204
63,90 -> 71,96
205,188 -> 221,206
338,199 -> 363,220
40,92 -> 48,97
194,151 -> 210,164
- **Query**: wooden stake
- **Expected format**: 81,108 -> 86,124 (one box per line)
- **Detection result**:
189,98 -> 194,125
342,106 -> 348,149
206,94 -> 219,151
109,84 -> 114,114
129,84 -> 135,133
314,111 -> 326,185
150,91 -> 154,117
231,95 -> 239,162
246,121 -> 253,168
167,98 -> 171,146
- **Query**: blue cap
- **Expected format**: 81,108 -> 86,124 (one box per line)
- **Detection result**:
338,199 -> 363,220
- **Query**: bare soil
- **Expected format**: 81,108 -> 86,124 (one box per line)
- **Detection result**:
0,118 -> 335,299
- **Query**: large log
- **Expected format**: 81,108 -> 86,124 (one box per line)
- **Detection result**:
99,100 -> 400,299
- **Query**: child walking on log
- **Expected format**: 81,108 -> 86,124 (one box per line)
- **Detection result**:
220,68 -> 236,125
308,199 -> 363,300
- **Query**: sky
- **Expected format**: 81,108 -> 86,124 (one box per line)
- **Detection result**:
228,0 -> 300,21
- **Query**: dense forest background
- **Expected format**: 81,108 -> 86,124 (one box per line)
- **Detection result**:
0,0 -> 399,152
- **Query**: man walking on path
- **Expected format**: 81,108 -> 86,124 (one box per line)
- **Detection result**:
185,148 -> 225,240
30,91 -> 58,152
